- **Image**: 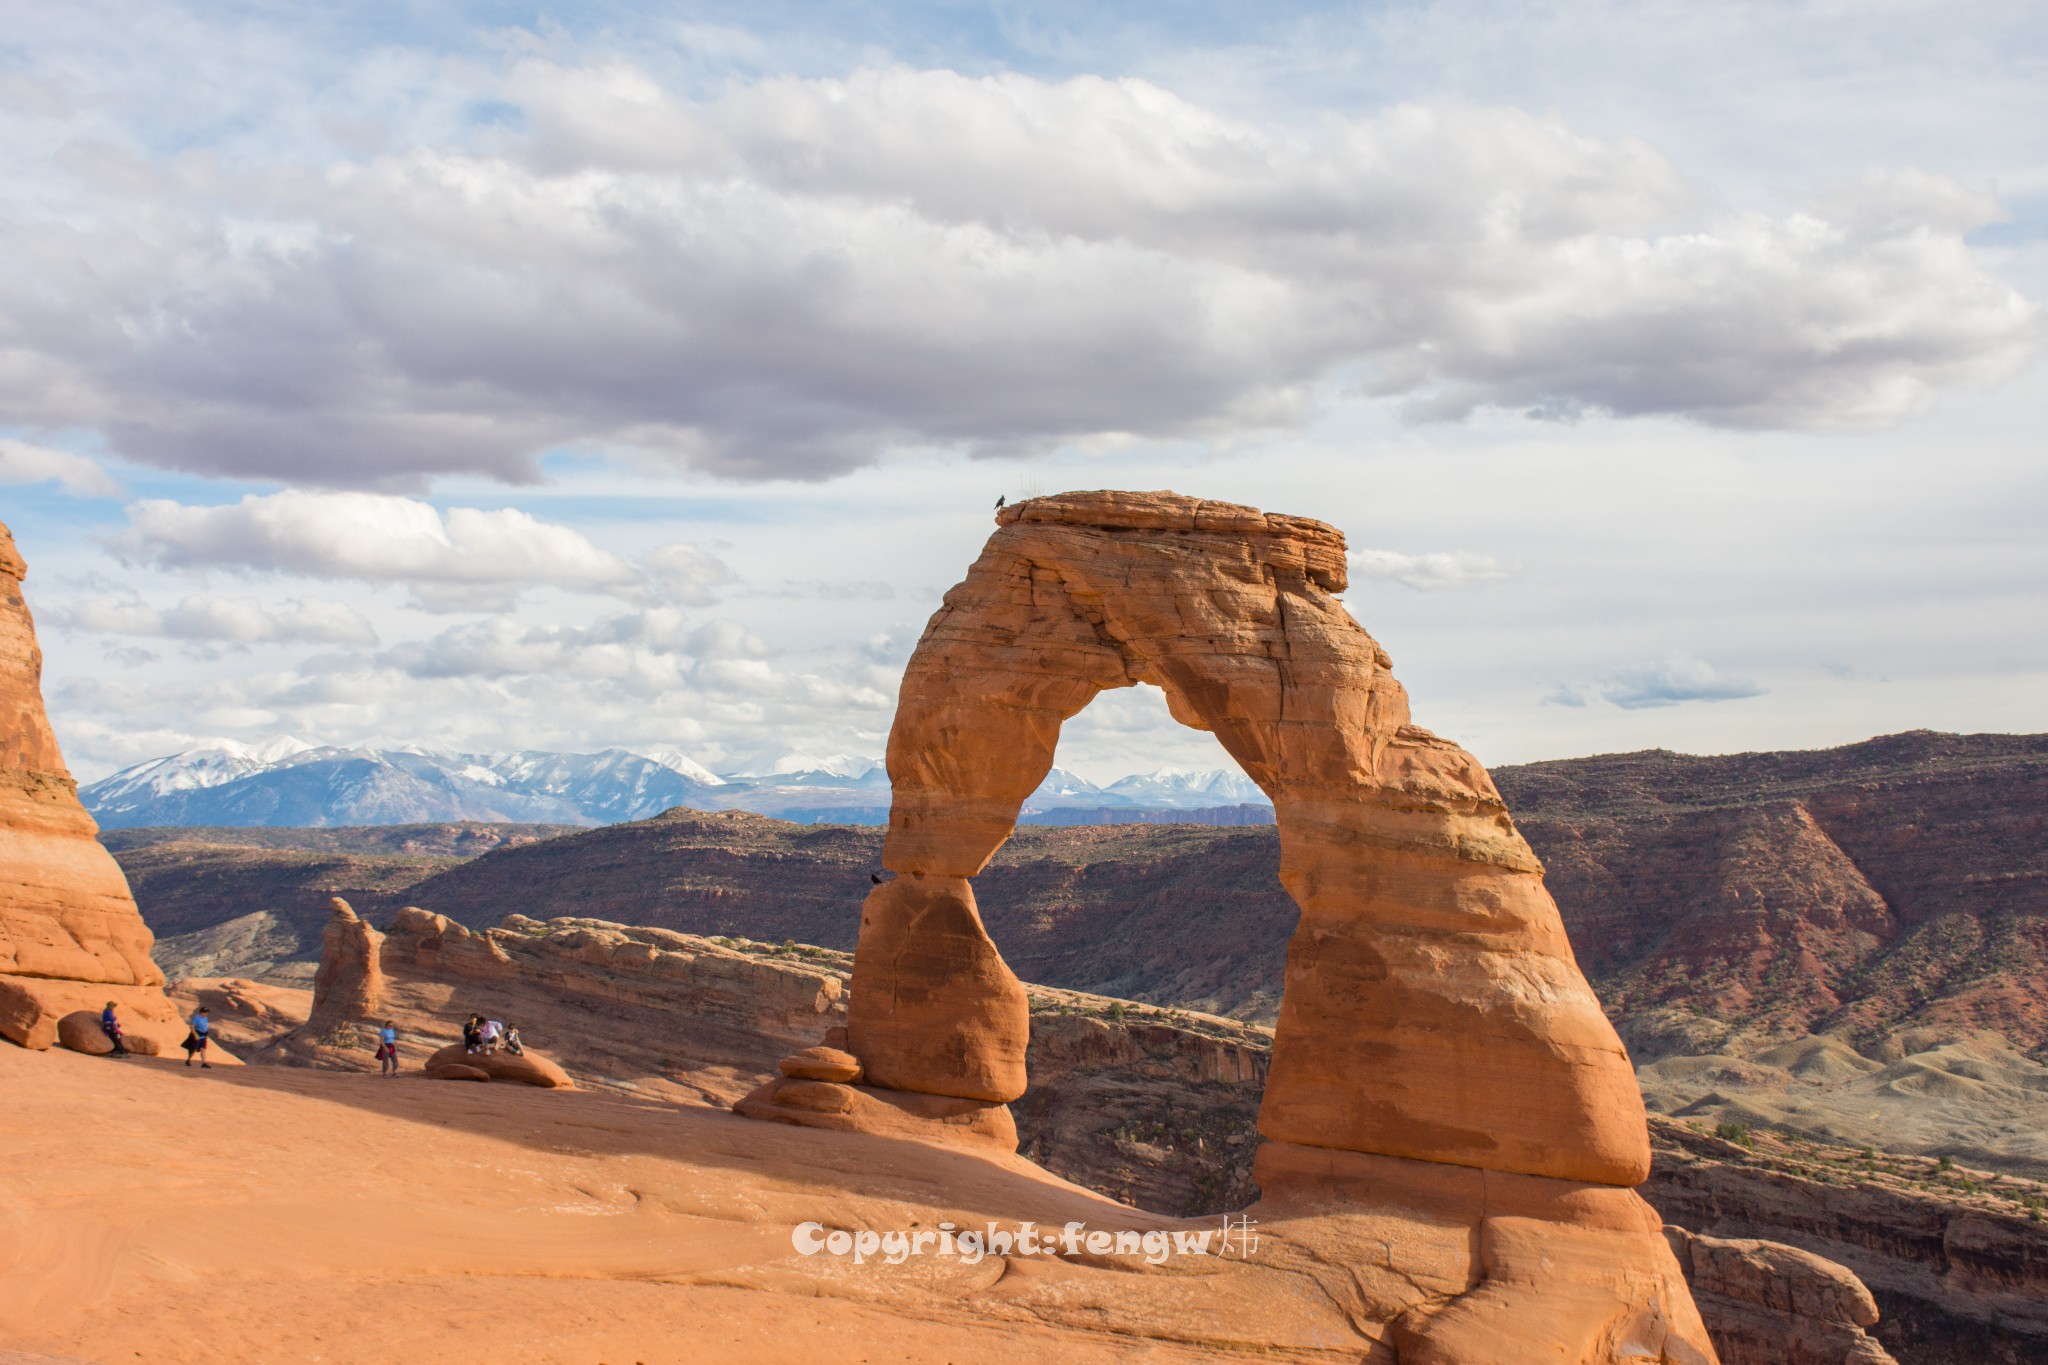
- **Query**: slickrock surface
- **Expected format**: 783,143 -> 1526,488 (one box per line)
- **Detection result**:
0,520 -> 182,1053
779,490 -> 1707,1362
0,1044 -> 1354,1365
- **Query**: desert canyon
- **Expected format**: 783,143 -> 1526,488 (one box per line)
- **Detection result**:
7,497 -> 2040,1364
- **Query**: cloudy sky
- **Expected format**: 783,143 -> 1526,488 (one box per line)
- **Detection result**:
3,0 -> 2043,782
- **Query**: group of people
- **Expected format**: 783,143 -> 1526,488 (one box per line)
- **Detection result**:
94,1002 -> 213,1066
461,1014 -> 523,1056
90,1002 -> 523,1077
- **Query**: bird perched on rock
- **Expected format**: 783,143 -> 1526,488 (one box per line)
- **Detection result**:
994,495 -> 1006,509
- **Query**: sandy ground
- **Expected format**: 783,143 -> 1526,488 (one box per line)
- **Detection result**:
0,1045 -> 1371,1365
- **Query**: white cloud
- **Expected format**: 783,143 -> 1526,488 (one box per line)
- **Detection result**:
0,439 -> 120,497
1546,654 -> 1766,710
65,592 -> 377,647
1348,548 -> 1511,591
0,59 -> 2032,487
108,490 -> 729,609
376,608 -> 841,705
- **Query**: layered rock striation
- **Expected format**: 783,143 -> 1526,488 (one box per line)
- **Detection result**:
0,521 -> 182,1052
741,490 -> 1712,1362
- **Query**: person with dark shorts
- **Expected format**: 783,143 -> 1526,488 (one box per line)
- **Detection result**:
377,1020 -> 399,1076
502,1024 -> 524,1056
100,1001 -> 130,1057
184,1008 -> 212,1068
463,1014 -> 483,1054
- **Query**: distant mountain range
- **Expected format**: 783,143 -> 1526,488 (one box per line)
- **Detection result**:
79,738 -> 1273,829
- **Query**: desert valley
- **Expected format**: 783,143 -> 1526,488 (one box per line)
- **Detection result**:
7,2 -> 2045,1359
6,494 -> 2048,1365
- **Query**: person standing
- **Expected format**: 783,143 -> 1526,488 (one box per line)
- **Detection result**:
100,1001 -> 130,1057
377,1020 -> 399,1076
184,1007 -> 212,1068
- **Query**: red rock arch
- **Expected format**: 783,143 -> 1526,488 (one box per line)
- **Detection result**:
848,490 -> 1647,1186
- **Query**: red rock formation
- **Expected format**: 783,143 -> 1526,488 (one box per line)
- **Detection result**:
743,490 -> 1711,1362
840,491 -> 1645,1177
1665,1226 -> 1897,1364
0,520 -> 182,1052
305,897 -> 384,1038
421,1042 -> 572,1088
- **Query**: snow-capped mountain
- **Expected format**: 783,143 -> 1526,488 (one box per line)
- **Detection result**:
82,743 -> 726,829
84,736 -> 320,803
80,741 -> 1270,830
1101,768 -> 1269,807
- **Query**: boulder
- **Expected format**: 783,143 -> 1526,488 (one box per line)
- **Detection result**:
55,1010 -> 114,1055
0,520 -> 179,1050
779,1045 -> 863,1083
428,1063 -> 491,1083
422,1043 -> 572,1089
0,974 -> 195,1057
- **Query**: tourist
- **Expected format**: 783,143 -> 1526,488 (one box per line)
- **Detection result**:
502,1024 -> 524,1056
184,1007 -> 212,1068
99,1001 -> 129,1057
377,1019 -> 399,1076
462,1014 -> 483,1054
480,1018 -> 504,1053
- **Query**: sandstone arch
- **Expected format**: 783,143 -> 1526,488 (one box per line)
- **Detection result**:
738,491 -> 1714,1361
852,490 -> 1647,1185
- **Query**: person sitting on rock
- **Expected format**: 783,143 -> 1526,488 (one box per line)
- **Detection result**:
100,1001 -> 130,1057
480,1019 -> 505,1053
184,1008 -> 212,1069
377,1020 -> 399,1077
462,1014 -> 484,1054
501,1024 -> 523,1056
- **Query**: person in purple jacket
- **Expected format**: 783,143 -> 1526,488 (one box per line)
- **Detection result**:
100,1001 -> 130,1057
